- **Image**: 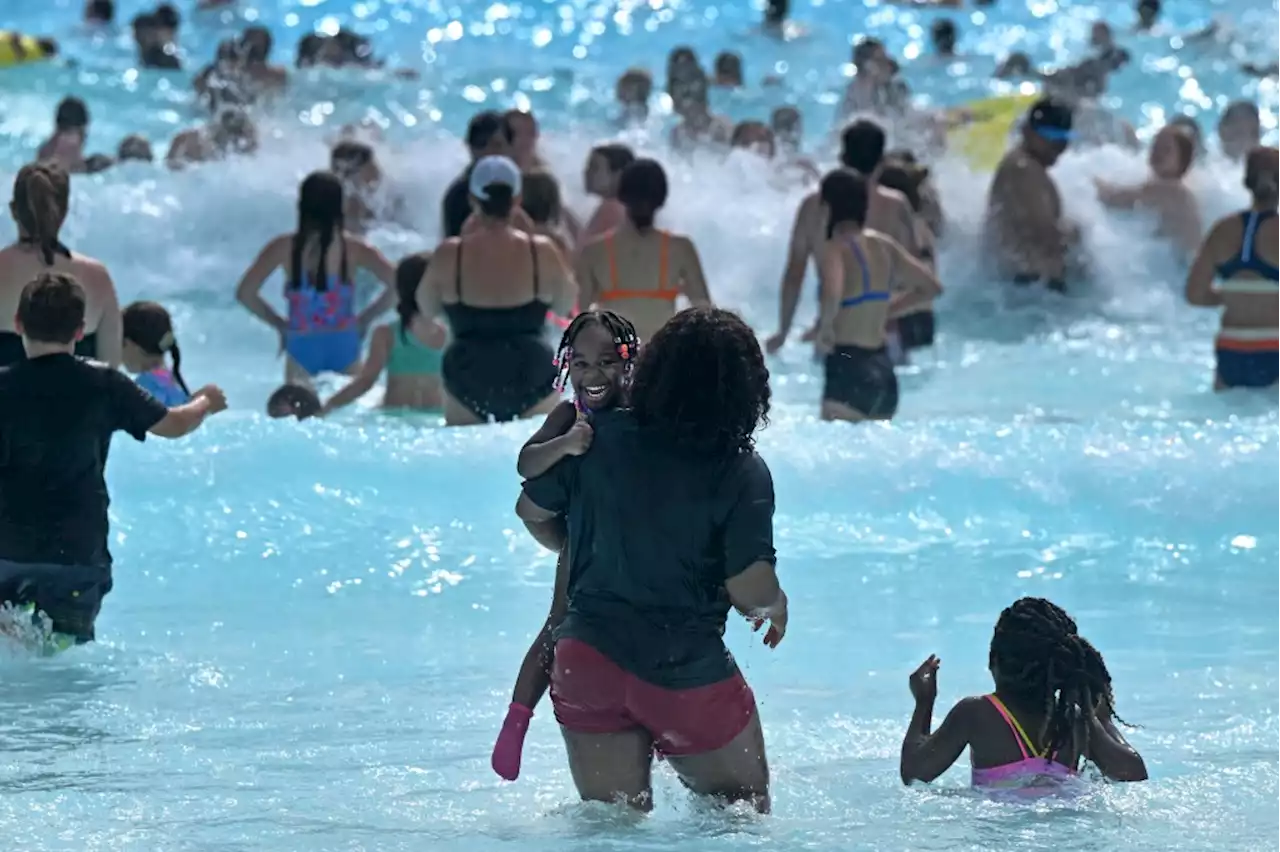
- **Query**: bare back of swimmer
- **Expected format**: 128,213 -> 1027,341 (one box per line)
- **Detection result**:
0,164 -> 123,368
767,119 -> 919,353
418,157 -> 577,426
575,159 -> 711,342
815,170 -> 942,423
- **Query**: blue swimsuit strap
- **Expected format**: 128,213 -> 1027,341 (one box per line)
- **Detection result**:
1219,210 -> 1280,280
1240,210 -> 1264,263
840,235 -> 890,307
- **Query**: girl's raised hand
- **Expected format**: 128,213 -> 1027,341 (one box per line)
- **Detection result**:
909,655 -> 940,702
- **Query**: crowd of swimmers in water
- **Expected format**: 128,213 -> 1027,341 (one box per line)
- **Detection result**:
1,260 -> 1149,806
14,0 -> 1276,424
1,0 -> 1269,813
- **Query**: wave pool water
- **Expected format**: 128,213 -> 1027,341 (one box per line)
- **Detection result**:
0,0 -> 1277,849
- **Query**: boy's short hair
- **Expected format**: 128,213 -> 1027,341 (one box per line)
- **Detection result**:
17,272 -> 86,344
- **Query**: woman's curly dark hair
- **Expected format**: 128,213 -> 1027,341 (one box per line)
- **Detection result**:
628,306 -> 770,457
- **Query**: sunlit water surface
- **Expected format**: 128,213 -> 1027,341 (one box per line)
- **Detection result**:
0,0 -> 1277,849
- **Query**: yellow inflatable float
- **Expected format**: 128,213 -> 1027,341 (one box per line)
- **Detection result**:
0,31 -> 59,67
947,92 -> 1039,174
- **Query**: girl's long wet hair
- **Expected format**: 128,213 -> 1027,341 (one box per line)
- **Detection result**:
122,300 -> 190,396
989,598 -> 1119,765
11,163 -> 72,266
629,306 -> 770,457
394,252 -> 430,342
290,171 -> 344,292
820,168 -> 869,238
553,310 -> 640,396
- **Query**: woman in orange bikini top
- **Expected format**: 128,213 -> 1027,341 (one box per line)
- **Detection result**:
574,158 -> 712,342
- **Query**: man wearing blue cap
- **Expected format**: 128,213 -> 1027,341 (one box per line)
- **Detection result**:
982,96 -> 1085,293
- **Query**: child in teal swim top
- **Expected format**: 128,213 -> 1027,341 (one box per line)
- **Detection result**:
899,597 -> 1148,792
491,310 -> 641,782
121,301 -> 191,406
321,252 -> 447,414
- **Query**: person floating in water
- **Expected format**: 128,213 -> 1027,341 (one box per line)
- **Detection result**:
899,597 -> 1148,791
983,97 -> 1085,293
491,310 -> 642,782
122,300 -> 191,406
1184,146 -> 1279,391
0,273 -> 226,648
321,252 -> 447,414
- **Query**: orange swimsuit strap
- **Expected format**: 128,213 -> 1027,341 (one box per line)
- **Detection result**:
599,231 -> 677,302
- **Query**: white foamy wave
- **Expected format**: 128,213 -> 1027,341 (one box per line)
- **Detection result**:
0,112 -> 1261,414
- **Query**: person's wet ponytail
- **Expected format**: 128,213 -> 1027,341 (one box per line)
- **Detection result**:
1245,146 -> 1280,206
122,300 -> 191,396
394,252 -> 430,342
476,183 -> 515,218
617,158 -> 668,231
11,163 -> 72,266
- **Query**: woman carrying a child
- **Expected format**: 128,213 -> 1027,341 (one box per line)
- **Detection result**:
506,306 -> 787,813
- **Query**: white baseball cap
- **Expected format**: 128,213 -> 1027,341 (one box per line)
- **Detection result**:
469,155 -> 522,199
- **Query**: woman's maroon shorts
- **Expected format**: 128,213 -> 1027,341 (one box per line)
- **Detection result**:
549,637 -> 757,756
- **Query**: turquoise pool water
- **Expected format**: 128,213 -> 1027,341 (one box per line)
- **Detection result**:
1,0 -> 1278,849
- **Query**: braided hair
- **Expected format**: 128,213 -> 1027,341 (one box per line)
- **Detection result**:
1078,635 -> 1134,729
989,598 -> 1111,764
552,310 -> 641,398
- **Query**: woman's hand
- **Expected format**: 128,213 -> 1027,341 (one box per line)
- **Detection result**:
750,590 -> 787,648
909,655 -> 940,703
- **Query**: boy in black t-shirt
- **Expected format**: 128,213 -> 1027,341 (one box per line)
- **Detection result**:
0,273 -> 226,645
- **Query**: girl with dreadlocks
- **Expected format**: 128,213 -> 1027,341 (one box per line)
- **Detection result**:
899,597 -> 1147,792
490,310 -> 640,782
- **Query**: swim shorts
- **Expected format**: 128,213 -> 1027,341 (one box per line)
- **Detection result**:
823,344 -> 900,419
1216,345 -> 1279,389
897,310 -> 936,350
0,559 -> 110,643
549,637 -> 757,756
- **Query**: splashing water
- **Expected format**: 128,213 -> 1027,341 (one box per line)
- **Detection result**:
0,0 -> 1276,850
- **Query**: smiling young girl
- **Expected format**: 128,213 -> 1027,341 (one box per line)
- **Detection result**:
491,310 -> 641,781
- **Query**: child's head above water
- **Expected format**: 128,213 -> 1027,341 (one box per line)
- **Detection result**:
554,311 -> 640,413
989,597 -> 1116,753
267,383 -> 321,420
122,300 -> 190,395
